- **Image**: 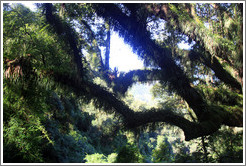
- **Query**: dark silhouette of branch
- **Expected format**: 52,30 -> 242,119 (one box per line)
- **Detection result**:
51,71 -> 242,141
112,69 -> 162,94
44,3 -> 84,77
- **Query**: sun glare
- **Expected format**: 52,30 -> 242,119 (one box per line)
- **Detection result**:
17,2 -> 190,72
110,31 -> 144,72
19,2 -> 37,11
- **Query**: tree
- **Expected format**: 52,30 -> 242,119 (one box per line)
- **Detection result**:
3,2 -> 243,151
41,3 -> 242,141
45,3 -> 242,139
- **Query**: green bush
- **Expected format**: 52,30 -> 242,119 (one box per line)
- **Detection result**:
115,144 -> 144,163
152,136 -> 174,163
84,153 -> 107,163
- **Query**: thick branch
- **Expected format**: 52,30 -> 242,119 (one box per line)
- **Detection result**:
152,4 -> 230,61
112,69 -> 162,94
52,71 -> 242,141
52,72 -> 134,119
44,3 -> 84,77
51,71 -> 232,141
93,4 -> 244,130
189,49 -> 242,93
128,109 -> 221,141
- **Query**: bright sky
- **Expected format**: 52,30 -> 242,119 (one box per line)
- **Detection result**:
19,2 -> 144,72
19,2 -> 192,72
19,1 -> 37,11
110,31 -> 144,72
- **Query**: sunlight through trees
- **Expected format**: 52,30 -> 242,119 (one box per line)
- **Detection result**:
2,2 -> 243,163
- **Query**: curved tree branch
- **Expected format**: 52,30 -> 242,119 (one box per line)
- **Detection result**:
51,71 -> 242,141
93,3 -> 243,127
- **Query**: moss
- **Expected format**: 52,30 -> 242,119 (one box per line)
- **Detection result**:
196,85 -> 243,107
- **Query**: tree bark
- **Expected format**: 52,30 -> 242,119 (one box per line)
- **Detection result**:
50,71 -> 231,141
93,3 -> 207,120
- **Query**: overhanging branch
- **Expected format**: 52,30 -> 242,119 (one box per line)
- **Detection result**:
51,71 -> 228,141
44,3 -> 84,77
112,69 -> 162,94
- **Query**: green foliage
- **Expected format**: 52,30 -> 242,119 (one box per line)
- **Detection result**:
107,153 -> 118,163
197,85 -> 243,107
84,153 -> 107,163
115,143 -> 144,163
138,132 -> 156,158
3,116 -> 48,162
3,4 -> 96,161
3,3 -> 243,164
84,152 -> 117,163
172,139 -> 193,163
206,126 -> 243,163
152,135 -> 174,163
3,4 -> 76,84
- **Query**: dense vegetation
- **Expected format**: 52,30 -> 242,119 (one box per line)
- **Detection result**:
2,3 -> 243,163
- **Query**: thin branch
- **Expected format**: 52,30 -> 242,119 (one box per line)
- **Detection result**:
81,19 -> 104,68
